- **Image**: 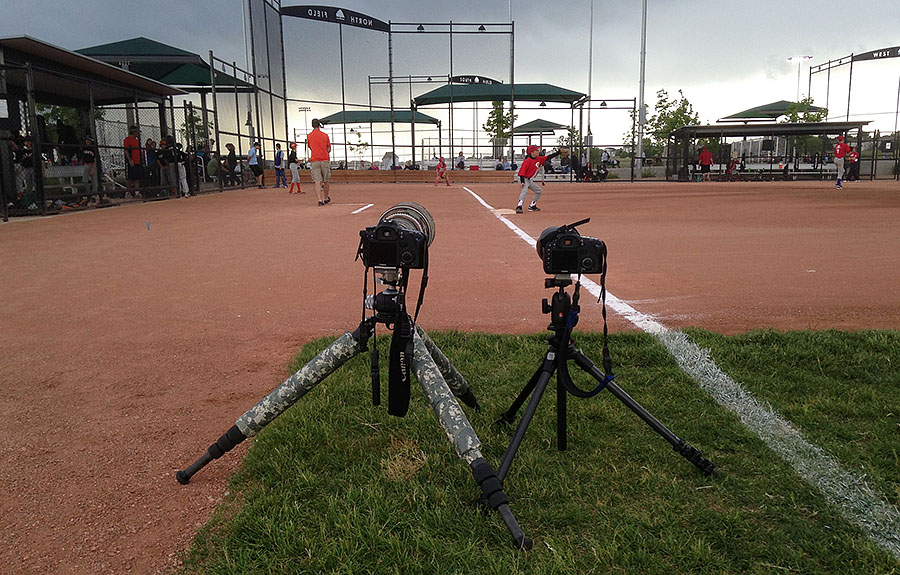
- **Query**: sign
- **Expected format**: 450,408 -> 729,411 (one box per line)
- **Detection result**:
450,75 -> 502,85
852,46 -> 900,62
280,5 -> 390,33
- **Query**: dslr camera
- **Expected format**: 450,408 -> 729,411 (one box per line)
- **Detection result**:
537,218 -> 606,275
358,202 -> 435,269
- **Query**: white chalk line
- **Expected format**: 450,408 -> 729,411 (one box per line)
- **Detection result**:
351,203 -> 375,214
461,186 -> 900,559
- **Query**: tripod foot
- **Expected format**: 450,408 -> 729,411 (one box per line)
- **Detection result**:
471,458 -> 532,550
675,440 -> 717,476
494,411 -> 516,426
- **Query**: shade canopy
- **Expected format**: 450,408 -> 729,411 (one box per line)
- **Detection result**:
413,83 -> 585,107
719,100 -> 826,122
77,37 -> 251,90
318,110 -> 440,126
0,36 -> 185,107
512,119 -> 569,134
671,121 -> 869,139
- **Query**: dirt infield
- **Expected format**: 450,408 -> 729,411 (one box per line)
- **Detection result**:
1,180 -> 898,574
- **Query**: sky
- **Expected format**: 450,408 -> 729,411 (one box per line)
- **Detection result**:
2,0 -> 899,153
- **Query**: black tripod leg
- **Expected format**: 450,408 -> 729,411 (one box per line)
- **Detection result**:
570,349 -> 717,476
176,330 -> 366,484
496,361 -> 545,426
410,333 -> 532,550
497,350 -> 558,482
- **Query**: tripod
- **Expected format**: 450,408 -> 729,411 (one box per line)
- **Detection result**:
495,276 -> 716,488
176,269 -> 533,550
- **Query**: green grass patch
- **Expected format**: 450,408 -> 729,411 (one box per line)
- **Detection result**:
180,331 -> 900,574
684,328 -> 900,508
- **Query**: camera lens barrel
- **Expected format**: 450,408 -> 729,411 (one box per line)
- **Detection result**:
378,202 -> 436,247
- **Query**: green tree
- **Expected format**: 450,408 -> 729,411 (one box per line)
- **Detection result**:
557,126 -> 580,149
348,129 -> 369,164
482,101 -> 516,158
624,89 -> 700,158
781,97 -> 828,156
179,109 -> 214,147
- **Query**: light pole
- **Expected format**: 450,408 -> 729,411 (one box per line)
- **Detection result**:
298,106 -> 311,157
787,55 -> 813,101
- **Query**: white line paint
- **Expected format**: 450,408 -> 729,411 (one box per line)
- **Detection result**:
462,186 -> 900,559
351,203 -> 375,214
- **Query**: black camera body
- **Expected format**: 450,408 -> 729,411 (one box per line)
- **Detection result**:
537,220 -> 606,275
359,221 -> 427,269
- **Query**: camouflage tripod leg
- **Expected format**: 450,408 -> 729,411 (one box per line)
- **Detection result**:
177,331 -> 364,484
411,331 -> 533,550
414,325 -> 480,411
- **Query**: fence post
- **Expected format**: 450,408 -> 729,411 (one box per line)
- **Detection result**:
210,51 -> 223,194
24,63 -> 45,216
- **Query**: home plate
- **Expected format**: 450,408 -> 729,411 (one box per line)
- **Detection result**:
495,208 -> 517,215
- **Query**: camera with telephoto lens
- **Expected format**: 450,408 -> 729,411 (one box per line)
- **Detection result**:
359,202 -> 435,269
537,218 -> 606,275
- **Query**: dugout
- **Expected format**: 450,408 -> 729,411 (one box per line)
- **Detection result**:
668,121 -> 869,182
317,109 -> 441,169
0,36 -> 185,220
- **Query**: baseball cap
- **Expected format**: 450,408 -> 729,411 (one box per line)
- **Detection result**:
526,145 -> 539,154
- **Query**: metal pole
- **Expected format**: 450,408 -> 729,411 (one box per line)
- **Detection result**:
636,0 -> 647,178
389,22 -> 396,170
586,0 -> 593,155
449,21 -> 454,168
368,75 -> 374,165
846,55 -> 854,121
25,63 -> 45,215
508,21 -> 515,165
210,51 -> 223,193
826,62 -> 831,117
339,23 -> 348,166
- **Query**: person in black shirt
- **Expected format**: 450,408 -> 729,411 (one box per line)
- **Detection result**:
81,136 -> 99,199
157,138 -> 177,197
287,142 -> 303,194
224,143 -> 238,187
16,139 -> 38,209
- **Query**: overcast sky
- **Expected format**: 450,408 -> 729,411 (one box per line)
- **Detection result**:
3,0 -> 899,147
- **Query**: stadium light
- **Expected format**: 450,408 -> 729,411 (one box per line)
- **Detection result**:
787,55 -> 813,101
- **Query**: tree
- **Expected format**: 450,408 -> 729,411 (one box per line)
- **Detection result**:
624,89 -> 700,158
482,101 -> 516,158
348,129 -> 369,164
179,108 -> 214,147
781,97 -> 829,157
557,126 -> 580,149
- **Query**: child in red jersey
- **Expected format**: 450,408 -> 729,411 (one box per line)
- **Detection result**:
515,145 -> 559,213
833,135 -> 850,189
435,157 -> 451,186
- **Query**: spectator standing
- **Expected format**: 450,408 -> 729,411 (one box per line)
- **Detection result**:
80,135 -> 99,201
224,143 -> 238,186
307,119 -> 332,206
17,139 -> 38,209
144,139 -> 159,189
698,146 -> 714,181
846,146 -> 860,182
274,143 -> 287,188
174,143 -> 190,197
123,125 -> 142,198
248,141 -> 264,188
833,135 -> 850,189
157,138 -> 177,197
287,142 -> 304,194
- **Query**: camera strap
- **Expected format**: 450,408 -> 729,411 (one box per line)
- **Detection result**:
412,250 -> 429,325
559,276 -> 614,398
388,311 -> 412,417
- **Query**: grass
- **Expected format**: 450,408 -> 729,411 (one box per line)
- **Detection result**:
180,331 -> 900,574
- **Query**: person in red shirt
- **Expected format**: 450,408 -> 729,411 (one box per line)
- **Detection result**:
833,135 -> 850,189
846,146 -> 860,182
698,146 -> 714,181
306,119 -> 332,206
515,145 -> 559,213
123,125 -> 142,198
434,157 -> 451,187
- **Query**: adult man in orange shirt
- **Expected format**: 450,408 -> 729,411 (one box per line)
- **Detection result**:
307,119 -> 332,206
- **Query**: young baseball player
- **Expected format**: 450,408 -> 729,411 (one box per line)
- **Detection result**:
833,135 -> 850,189
435,156 -> 451,186
515,145 -> 559,213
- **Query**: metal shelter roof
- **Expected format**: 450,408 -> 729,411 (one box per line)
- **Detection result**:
719,100 -> 827,122
412,83 -> 585,107
318,110 -> 441,126
76,37 -> 251,91
512,119 -> 568,134
0,36 -> 185,106
670,121 -> 869,139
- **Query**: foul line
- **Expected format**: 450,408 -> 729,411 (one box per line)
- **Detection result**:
462,186 -> 900,559
351,203 -> 375,214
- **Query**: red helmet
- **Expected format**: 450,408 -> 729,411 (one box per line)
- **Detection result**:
526,145 -> 540,155
290,142 -> 297,148
837,135 -> 844,142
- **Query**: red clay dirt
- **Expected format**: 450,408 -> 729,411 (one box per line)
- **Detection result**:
1,180 -> 898,574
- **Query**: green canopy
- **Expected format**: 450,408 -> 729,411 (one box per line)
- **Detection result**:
513,119 -> 568,134
77,37 -> 251,89
719,100 -> 826,122
318,110 -> 440,126
413,83 -> 584,107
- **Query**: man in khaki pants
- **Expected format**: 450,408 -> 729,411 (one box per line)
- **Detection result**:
307,119 -> 332,206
